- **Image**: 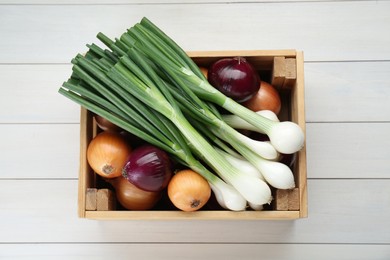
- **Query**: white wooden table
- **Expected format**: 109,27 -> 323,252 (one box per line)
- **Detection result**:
1,1 -> 389,259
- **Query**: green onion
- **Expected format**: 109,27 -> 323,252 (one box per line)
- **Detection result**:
100,36 -> 272,204
60,51 -> 247,211
57,17 -> 310,209
231,143 -> 296,190
214,147 -> 265,181
112,50 -> 271,205
126,19 -> 304,155
222,110 -> 280,133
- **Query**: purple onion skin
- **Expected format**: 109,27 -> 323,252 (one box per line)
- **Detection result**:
208,57 -> 260,102
122,145 -> 172,192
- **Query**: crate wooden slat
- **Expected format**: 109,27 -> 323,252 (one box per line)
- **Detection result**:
271,56 -> 286,88
78,49 -> 307,220
84,209 -> 300,220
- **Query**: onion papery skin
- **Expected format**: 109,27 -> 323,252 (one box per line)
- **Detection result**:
110,177 -> 162,210
243,81 -> 281,115
199,67 -> 208,79
87,131 -> 132,179
208,57 -> 260,103
94,114 -> 122,132
122,145 -> 172,192
168,169 -> 211,212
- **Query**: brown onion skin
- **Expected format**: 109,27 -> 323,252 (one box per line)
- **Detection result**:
87,131 -> 132,179
109,177 -> 162,210
199,67 -> 208,79
167,169 -> 211,212
243,81 -> 281,115
94,114 -> 122,132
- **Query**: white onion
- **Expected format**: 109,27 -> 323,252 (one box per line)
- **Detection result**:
234,132 -> 278,160
216,148 -> 265,181
248,202 -> 264,211
256,110 -> 280,122
222,110 -> 280,134
252,157 -> 296,189
209,181 -> 247,211
226,174 -> 272,205
268,121 -> 305,154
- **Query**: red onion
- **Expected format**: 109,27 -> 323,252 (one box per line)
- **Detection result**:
208,57 -> 260,102
122,145 -> 172,192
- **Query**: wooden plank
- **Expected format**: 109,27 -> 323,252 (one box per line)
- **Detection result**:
0,0 -> 365,3
3,61 -> 389,124
306,122 -> 390,179
0,179 -> 389,243
0,124 -> 79,179
274,189 -> 289,210
78,108 -> 95,217
96,189 -> 116,211
274,188 -> 300,211
85,188 -> 97,211
288,188 -> 300,211
271,56 -> 286,88
283,58 -> 297,89
291,51 -> 307,218
1,122 -> 389,180
0,65 -> 79,124
1,244 -> 389,260
2,60 -> 390,124
85,210 -> 300,220
305,61 -> 390,122
0,2 -> 389,63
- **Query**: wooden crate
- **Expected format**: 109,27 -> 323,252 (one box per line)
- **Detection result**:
78,50 -> 307,220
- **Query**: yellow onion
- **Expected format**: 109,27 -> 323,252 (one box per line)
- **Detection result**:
243,81 -> 281,115
94,114 -> 122,132
167,169 -> 211,212
199,67 -> 208,79
87,131 -> 132,179
109,177 -> 162,210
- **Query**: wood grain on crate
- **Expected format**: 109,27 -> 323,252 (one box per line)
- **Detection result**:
85,188 -> 97,211
271,56 -> 286,88
78,49 -> 307,220
96,189 -> 116,211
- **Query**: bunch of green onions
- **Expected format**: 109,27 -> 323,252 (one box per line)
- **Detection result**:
59,17 -> 304,210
